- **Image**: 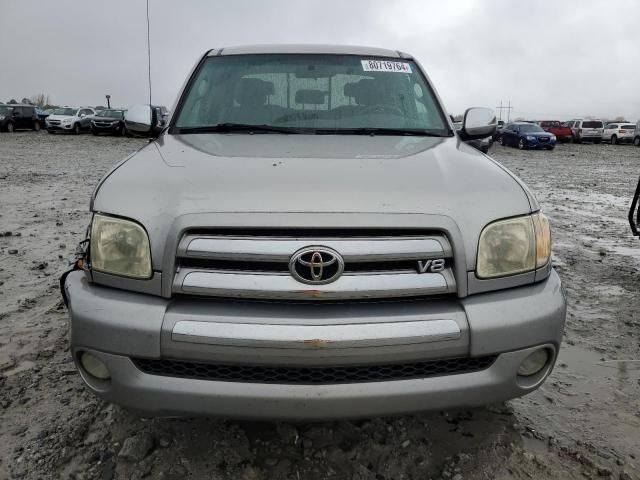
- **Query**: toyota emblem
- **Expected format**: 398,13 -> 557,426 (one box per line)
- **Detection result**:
289,247 -> 344,285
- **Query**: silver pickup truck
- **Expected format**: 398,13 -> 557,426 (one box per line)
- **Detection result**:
61,45 -> 566,420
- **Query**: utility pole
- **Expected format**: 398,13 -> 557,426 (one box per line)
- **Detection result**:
496,100 -> 514,123
105,95 -> 111,109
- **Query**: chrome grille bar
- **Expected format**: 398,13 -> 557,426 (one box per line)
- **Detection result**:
178,235 -> 451,262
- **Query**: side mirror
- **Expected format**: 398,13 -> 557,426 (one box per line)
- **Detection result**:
459,107 -> 497,140
80,114 -> 86,118
124,105 -> 153,136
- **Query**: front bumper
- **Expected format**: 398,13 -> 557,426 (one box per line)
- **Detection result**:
63,270 -> 566,419
524,138 -> 556,148
91,123 -> 121,134
47,123 -> 73,131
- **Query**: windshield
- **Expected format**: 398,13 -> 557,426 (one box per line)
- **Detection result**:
0,106 -> 13,115
519,124 -> 544,133
97,109 -> 124,118
173,54 -> 450,135
583,121 -> 603,128
52,108 -> 77,116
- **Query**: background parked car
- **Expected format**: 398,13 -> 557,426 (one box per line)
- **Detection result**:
46,107 -> 96,134
91,109 -> 126,136
568,119 -> 603,143
602,122 -> 636,144
499,122 -> 556,150
35,107 -> 50,126
538,120 -> 572,142
0,104 -> 42,132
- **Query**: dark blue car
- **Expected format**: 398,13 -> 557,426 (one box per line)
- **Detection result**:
499,122 -> 556,150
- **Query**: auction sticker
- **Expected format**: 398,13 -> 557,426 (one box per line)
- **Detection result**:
361,59 -> 412,73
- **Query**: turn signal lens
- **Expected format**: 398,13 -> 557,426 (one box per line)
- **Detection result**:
532,212 -> 551,268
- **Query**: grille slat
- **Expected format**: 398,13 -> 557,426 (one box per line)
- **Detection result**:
133,355 -> 496,385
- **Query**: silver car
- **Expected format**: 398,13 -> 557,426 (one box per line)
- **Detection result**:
61,45 -> 566,420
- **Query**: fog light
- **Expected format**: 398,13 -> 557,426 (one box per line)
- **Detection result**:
518,349 -> 549,377
80,351 -> 111,380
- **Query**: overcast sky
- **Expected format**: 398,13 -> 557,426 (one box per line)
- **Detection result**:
1,0 -> 639,121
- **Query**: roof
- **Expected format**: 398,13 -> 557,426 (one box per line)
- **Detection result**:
207,44 -> 410,59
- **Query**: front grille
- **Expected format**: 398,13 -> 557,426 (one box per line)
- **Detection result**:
132,355 -> 496,385
48,120 -> 60,125
539,137 -> 549,142
173,230 -> 457,300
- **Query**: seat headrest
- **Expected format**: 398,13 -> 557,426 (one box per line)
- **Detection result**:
235,78 -> 275,106
343,79 -> 383,106
295,89 -> 326,105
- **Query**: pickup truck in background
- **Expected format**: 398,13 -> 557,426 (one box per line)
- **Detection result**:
538,121 -> 572,142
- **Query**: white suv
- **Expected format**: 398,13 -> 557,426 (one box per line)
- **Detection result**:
568,119 -> 604,144
602,122 -> 636,144
46,107 -> 96,134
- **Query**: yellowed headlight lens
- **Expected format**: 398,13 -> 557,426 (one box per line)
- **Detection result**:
532,212 -> 551,268
90,214 -> 152,279
477,216 -> 536,279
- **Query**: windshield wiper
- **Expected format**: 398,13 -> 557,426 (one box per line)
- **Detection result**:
313,128 -> 450,137
175,123 -> 306,134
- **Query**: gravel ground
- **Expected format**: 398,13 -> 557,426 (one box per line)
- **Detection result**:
0,132 -> 639,480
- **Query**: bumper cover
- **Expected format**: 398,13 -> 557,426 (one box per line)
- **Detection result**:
63,270 -> 566,419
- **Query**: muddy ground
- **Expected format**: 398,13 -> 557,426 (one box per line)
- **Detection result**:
0,132 -> 638,480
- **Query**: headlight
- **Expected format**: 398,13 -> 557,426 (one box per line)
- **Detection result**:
62,118 -> 72,124
550,135 -> 556,140
0,115 -> 5,120
476,213 -> 551,279
526,135 -> 536,141
90,214 -> 152,279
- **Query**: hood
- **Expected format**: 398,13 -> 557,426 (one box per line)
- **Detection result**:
93,134 -> 536,270
47,114 -> 74,121
93,116 -> 122,122
523,131 -> 553,137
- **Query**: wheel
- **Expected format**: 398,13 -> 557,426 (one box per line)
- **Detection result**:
33,121 -> 41,132
73,123 -> 81,135
610,135 -> 617,145
498,135 -> 505,146
518,139 -> 526,150
634,136 -> 640,147
6,122 -> 14,133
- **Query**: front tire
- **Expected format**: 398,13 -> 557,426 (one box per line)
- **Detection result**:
518,139 -> 526,150
634,136 -> 640,147
610,135 -> 617,145
33,121 -> 41,132
73,123 -> 81,135
498,135 -> 505,146
6,122 -> 14,133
